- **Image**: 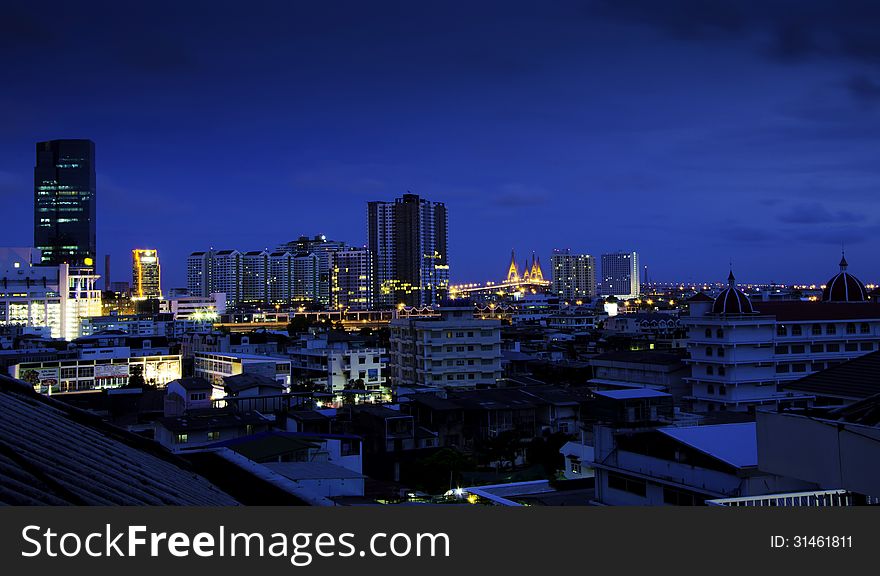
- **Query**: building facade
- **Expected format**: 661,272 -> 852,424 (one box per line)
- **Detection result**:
34,139 -> 96,267
389,304 -> 502,389
131,248 -> 162,300
10,354 -> 182,393
551,249 -> 597,303
331,247 -> 373,310
601,251 -> 640,299
683,262 -> 880,413
0,248 -> 101,341
368,193 -> 449,307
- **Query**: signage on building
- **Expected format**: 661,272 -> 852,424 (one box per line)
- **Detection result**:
95,364 -> 130,379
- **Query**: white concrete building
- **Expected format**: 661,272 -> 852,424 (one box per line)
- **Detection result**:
389,304 -> 502,389
290,333 -> 388,398
163,292 -> 226,320
683,263 -> 880,413
0,248 -> 101,341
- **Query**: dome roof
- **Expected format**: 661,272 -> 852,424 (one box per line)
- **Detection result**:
712,271 -> 755,315
823,254 -> 867,302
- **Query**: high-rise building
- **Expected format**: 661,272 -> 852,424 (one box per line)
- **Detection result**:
132,249 -> 162,300
331,247 -> 373,310
277,235 -> 344,307
551,249 -> 597,303
186,250 -> 213,298
34,139 -> 96,267
212,250 -> 242,306
368,193 -> 449,308
601,251 -> 640,299
241,250 -> 269,304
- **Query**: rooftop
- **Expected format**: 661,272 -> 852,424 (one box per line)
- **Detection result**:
658,422 -> 757,469
223,373 -> 286,393
264,462 -> 364,480
591,349 -> 686,366
594,389 -> 672,400
782,350 -> 880,401
755,300 -> 880,321
0,374 -> 238,505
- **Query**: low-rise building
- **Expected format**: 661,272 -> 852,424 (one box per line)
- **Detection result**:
290,332 -> 388,399
592,421 -> 815,505
682,261 -> 880,412
193,350 -> 291,388
10,353 -> 182,393
389,303 -> 502,389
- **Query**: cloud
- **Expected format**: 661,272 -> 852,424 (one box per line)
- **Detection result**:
777,202 -> 867,224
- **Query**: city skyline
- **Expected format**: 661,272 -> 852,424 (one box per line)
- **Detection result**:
3,2 -> 880,288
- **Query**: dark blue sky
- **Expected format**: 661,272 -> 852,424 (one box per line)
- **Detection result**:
3,1 -> 880,288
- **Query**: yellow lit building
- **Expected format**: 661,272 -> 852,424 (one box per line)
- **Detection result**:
132,249 -> 162,300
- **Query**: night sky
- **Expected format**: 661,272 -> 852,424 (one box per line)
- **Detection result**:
2,1 -> 880,288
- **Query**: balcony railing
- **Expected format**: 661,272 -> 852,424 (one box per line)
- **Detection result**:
706,490 -> 880,507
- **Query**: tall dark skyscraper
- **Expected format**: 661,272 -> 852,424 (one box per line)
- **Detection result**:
368,193 -> 449,308
34,139 -> 96,267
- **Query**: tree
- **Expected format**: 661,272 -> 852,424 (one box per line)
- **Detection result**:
481,431 -> 521,471
127,364 -> 146,388
527,431 -> 571,479
286,315 -> 313,337
410,448 -> 473,494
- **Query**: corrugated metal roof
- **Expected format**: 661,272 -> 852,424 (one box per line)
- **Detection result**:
658,422 -> 757,469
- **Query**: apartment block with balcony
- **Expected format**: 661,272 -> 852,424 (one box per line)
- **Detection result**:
289,332 -> 388,399
389,303 -> 502,389
682,263 -> 880,413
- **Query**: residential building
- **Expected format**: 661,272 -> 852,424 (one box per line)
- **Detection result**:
331,247 -> 373,310
34,139 -> 96,267
389,303 -> 502,389
277,235 -> 345,307
241,250 -> 269,304
289,332 -> 388,398
601,251 -> 640,299
682,261 -> 880,413
551,249 -> 596,303
589,350 -> 690,401
155,409 -> 270,453
368,193 -> 449,307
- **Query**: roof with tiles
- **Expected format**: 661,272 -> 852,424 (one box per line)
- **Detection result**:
0,374 -> 239,505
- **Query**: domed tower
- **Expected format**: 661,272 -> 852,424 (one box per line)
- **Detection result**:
822,253 -> 867,303
712,270 -> 755,315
